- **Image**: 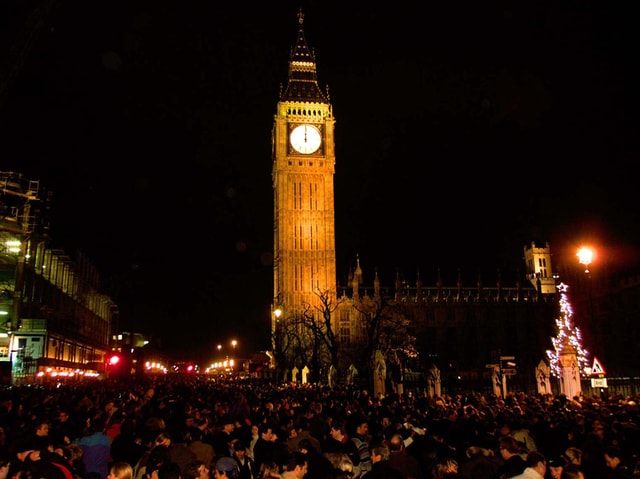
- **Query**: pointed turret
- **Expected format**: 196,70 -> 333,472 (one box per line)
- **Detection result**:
281,9 -> 328,103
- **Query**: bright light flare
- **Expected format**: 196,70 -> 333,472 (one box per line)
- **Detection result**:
577,247 -> 595,273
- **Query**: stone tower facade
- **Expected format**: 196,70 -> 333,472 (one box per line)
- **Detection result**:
271,11 -> 337,334
524,241 -> 557,294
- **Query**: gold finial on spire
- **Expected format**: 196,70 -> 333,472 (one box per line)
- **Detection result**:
297,7 -> 304,26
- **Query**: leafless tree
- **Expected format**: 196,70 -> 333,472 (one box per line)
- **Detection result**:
352,296 -> 417,389
298,289 -> 341,385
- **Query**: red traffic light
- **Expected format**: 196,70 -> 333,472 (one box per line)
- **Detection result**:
108,354 -> 121,366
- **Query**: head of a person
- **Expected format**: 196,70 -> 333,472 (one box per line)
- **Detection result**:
145,445 -> 171,479
499,422 -> 512,437
34,420 -> 50,437
498,436 -> 520,459
154,433 -> 172,448
258,461 -> 281,479
604,445 -> 623,470
369,444 -> 390,464
330,418 -> 346,440
184,460 -> 210,479
525,451 -> 547,477
283,452 -> 308,479
157,462 -> 181,479
58,410 -> 70,423
355,421 -> 368,436
233,440 -> 247,456
63,443 -> 84,462
548,456 -> 567,479
260,424 -> 277,442
564,447 -> 582,465
560,464 -> 585,479
214,456 -> 240,479
388,433 -> 404,452
108,461 -> 134,479
297,438 -> 315,454
220,416 -> 235,433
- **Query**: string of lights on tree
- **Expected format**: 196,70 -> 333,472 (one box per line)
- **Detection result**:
546,283 -> 589,377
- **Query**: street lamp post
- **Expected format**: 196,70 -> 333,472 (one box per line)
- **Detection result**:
272,307 -> 282,351
271,307 -> 283,378
576,247 -> 595,321
577,247 -> 594,274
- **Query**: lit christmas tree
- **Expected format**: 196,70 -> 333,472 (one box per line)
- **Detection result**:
546,282 -> 589,377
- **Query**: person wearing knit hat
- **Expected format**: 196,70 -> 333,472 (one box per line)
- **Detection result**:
213,456 -> 240,479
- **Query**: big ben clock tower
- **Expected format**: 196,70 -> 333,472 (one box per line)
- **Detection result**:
272,10 -> 337,343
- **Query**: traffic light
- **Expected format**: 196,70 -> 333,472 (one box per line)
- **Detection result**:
107,353 -> 122,367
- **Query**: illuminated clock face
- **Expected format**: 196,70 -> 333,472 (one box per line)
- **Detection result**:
290,124 -> 322,154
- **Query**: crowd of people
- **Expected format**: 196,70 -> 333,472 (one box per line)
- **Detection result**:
0,376 -> 639,479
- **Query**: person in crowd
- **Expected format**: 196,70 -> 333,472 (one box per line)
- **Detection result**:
388,433 -> 423,479
253,424 -> 286,474
500,420 -> 538,453
157,462 -> 182,479
580,419 -> 609,478
229,392 -> 252,434
559,464 -> 585,479
512,451 -> 547,479
255,461 -> 281,479
136,445 -> 171,479
459,446 -> 499,479
108,461 -> 134,479
305,402 -> 331,448
103,401 -> 122,430
110,417 -> 147,470
296,438 -> 331,479
62,443 -> 87,478
348,416 -> 372,476
210,416 -> 237,460
74,415 -> 111,479
323,418 -> 357,458
324,452 -> 358,479
496,436 -> 527,479
154,432 -> 198,475
232,440 -> 256,479
604,445 -> 634,478
366,443 -> 406,479
546,456 -> 567,479
183,459 -> 210,479
431,458 -> 466,479
13,438 -> 74,479
248,425 -> 260,460
563,448 -> 582,467
214,456 -> 240,479
188,425 -> 215,468
51,409 -> 81,444
31,418 -> 51,452
280,452 -> 307,479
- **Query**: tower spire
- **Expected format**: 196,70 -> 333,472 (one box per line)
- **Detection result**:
281,9 -> 327,102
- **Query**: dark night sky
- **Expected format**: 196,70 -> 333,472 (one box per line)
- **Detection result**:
1,1 -> 638,360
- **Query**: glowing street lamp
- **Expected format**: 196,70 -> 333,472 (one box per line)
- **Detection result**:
231,340 -> 237,352
577,247 -> 595,273
271,307 -> 282,351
